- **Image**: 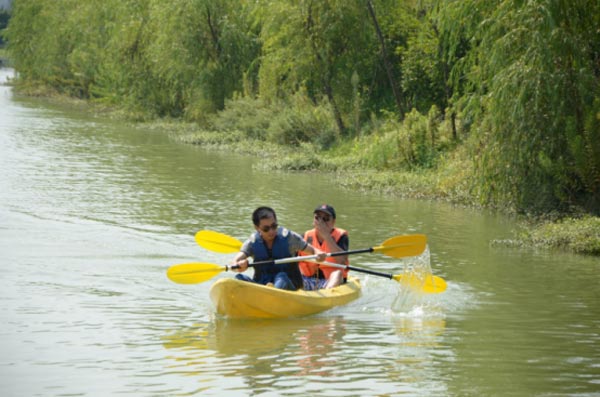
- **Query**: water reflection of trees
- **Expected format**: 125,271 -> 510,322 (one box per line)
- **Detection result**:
162,316 -> 347,393
162,293 -> 449,395
161,245 -> 447,391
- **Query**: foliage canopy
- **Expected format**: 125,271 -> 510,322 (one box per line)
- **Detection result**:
5,0 -> 600,215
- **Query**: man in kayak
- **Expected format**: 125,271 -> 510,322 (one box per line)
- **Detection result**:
299,204 -> 349,290
231,206 -> 327,290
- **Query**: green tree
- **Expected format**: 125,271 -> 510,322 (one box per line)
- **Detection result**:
143,0 -> 260,118
6,0 -> 111,97
258,0 -> 377,136
89,0 -> 154,113
440,0 -> 600,213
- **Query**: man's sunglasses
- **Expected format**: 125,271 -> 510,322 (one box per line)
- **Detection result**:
259,222 -> 278,233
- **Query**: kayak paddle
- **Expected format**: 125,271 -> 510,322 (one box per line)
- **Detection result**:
183,230 -> 446,293
167,263 -> 230,284
318,261 -> 447,294
166,260 -> 446,293
195,230 -> 428,259
167,254 -> 323,285
195,230 -> 243,253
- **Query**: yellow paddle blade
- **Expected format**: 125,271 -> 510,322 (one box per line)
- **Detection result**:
195,230 -> 242,253
392,273 -> 447,294
374,234 -> 427,258
167,263 -> 226,284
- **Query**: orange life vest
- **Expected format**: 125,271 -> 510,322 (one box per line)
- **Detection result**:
299,228 -> 349,279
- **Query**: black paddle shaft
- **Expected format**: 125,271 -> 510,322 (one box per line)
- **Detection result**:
331,249 -> 395,280
228,248 -> 375,269
347,265 -> 393,279
329,248 -> 374,257
228,248 -> 383,274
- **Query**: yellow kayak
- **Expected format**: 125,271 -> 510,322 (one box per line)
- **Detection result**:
209,276 -> 361,319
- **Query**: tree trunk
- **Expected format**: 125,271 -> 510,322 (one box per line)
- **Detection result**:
451,111 -> 457,141
324,79 -> 346,137
367,0 -> 404,117
306,2 -> 346,136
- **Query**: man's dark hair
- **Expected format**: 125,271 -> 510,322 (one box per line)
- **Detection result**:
252,206 -> 276,226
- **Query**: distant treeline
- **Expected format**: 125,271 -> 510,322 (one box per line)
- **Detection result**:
0,8 -> 10,46
4,0 -> 600,215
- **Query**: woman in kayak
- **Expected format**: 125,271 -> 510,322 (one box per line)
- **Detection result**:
298,204 -> 349,290
231,206 -> 327,290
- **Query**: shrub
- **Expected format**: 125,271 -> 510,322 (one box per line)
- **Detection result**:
208,91 -> 337,149
267,96 -> 336,149
517,215 -> 600,255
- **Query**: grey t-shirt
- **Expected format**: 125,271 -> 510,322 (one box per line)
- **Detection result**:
241,227 -> 308,258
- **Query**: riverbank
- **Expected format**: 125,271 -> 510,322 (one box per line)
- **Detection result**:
163,124 -> 600,256
3,76 -> 599,256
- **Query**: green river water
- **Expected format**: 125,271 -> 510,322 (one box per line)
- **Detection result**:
1,68 -> 599,397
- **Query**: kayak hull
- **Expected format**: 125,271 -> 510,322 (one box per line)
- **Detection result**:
209,276 -> 361,319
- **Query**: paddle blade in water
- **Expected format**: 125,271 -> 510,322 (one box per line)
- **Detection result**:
167,263 -> 226,284
375,234 -> 427,258
195,230 -> 242,254
393,273 -> 447,294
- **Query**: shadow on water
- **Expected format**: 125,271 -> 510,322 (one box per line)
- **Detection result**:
160,262 -> 460,396
161,306 -> 452,396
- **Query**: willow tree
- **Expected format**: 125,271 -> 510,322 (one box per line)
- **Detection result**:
366,0 -> 403,115
440,0 -> 600,213
88,0 -> 259,118
6,0 -> 111,97
139,0 -> 259,118
486,0 -> 599,213
4,0 -> 48,82
258,0 -> 377,137
84,0 -> 156,114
